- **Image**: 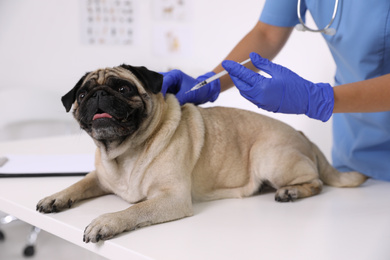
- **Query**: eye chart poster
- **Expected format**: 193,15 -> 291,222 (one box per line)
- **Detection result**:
80,0 -> 138,45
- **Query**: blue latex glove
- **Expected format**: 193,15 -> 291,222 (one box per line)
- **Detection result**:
222,52 -> 334,122
160,70 -> 220,105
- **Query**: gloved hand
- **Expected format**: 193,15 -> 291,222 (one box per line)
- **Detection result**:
221,52 -> 334,122
160,70 -> 220,105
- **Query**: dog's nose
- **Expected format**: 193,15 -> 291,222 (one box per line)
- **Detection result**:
92,90 -> 108,98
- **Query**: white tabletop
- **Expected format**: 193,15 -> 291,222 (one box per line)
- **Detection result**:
0,134 -> 390,260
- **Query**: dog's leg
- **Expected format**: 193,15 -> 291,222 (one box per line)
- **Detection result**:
83,193 -> 193,243
267,154 -> 323,202
36,171 -> 109,213
275,179 -> 323,202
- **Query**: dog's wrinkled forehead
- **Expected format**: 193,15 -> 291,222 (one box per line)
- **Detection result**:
84,67 -> 145,93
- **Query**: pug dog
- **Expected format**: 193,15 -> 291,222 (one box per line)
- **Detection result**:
36,64 -> 367,243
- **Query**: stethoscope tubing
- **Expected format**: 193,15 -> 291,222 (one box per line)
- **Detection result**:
296,0 -> 339,34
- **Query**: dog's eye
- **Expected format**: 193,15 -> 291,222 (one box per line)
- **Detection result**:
118,86 -> 130,94
78,92 -> 87,101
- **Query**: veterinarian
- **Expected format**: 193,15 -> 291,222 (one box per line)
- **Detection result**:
160,0 -> 390,181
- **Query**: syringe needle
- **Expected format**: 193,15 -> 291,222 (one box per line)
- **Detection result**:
186,58 -> 251,93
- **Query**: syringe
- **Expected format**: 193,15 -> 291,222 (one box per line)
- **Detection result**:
186,58 -> 251,93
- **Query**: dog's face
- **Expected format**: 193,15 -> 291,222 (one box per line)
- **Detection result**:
61,65 -> 163,143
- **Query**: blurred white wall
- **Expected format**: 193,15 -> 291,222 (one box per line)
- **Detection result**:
0,0 -> 335,160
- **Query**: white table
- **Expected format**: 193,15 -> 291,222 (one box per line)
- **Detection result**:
0,134 -> 390,260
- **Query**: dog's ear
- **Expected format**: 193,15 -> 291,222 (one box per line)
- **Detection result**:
120,64 -> 163,94
61,73 -> 89,112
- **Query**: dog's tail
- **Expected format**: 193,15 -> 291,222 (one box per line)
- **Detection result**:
300,132 -> 368,187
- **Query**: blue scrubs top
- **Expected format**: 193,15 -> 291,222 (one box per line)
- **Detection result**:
259,0 -> 390,181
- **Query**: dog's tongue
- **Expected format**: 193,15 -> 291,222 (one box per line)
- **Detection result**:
93,113 -> 113,120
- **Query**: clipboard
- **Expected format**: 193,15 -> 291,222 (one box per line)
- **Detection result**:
0,154 -> 94,177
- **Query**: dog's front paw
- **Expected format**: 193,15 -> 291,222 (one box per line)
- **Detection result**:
36,194 -> 74,213
83,213 -> 127,243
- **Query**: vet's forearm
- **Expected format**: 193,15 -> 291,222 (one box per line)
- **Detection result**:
333,73 -> 390,113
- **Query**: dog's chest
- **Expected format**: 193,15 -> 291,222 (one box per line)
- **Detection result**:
97,157 -> 147,204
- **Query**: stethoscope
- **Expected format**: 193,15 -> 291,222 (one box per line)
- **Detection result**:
295,0 -> 339,36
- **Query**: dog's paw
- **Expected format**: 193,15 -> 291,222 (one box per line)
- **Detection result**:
83,213 -> 127,243
275,187 -> 298,202
36,195 -> 74,213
